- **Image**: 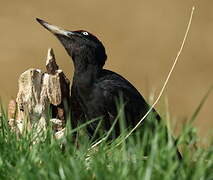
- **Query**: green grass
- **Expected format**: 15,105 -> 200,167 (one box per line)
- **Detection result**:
0,101 -> 213,180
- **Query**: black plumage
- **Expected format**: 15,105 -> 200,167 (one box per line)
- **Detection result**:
36,19 -> 166,140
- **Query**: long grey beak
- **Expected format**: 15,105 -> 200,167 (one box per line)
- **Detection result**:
36,18 -> 74,37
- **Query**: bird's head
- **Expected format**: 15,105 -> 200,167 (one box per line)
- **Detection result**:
36,18 -> 107,69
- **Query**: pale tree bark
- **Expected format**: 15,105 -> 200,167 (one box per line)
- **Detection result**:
8,48 -> 70,140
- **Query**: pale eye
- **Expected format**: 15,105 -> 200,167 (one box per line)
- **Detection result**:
82,31 -> 89,36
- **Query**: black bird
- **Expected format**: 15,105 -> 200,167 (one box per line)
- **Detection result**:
36,19 -> 170,143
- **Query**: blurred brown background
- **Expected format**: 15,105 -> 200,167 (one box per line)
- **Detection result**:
0,0 -> 212,142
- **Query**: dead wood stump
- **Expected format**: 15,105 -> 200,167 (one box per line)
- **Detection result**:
8,48 -> 70,139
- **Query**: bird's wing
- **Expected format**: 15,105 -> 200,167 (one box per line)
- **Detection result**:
95,70 -> 155,126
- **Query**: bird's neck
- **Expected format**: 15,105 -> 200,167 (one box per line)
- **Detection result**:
73,62 -> 101,88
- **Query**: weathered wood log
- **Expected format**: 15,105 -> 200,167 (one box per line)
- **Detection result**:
8,99 -> 17,132
8,48 -> 70,139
